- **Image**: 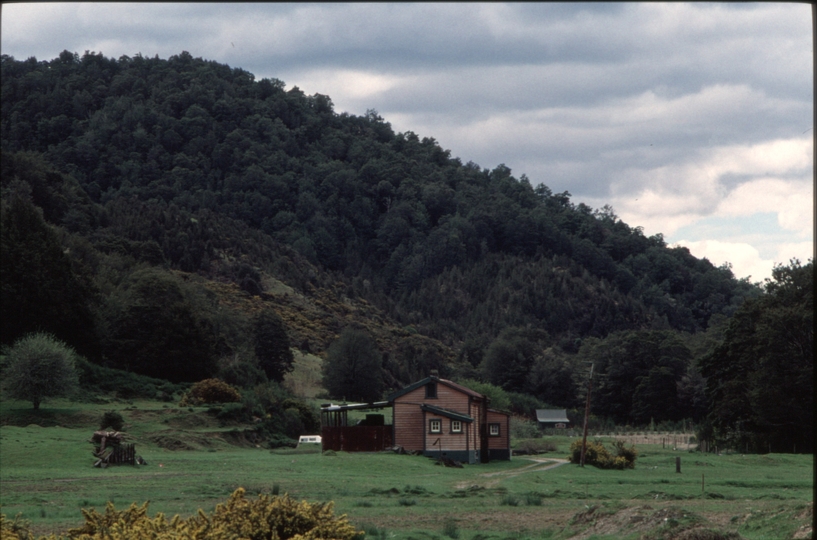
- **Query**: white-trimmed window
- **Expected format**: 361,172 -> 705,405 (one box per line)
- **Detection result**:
429,419 -> 442,433
451,420 -> 462,433
489,423 -> 500,436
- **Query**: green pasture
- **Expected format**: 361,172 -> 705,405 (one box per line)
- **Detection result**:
0,398 -> 812,539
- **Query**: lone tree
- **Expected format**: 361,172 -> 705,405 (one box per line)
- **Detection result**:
322,328 -> 383,403
1,332 -> 80,409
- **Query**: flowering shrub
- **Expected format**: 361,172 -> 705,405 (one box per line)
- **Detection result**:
2,488 -> 361,539
568,439 -> 637,469
180,378 -> 241,406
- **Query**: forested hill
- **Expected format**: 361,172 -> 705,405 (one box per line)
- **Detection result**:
1,51 -> 759,390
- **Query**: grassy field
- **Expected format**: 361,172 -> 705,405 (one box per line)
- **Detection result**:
0,398 -> 812,540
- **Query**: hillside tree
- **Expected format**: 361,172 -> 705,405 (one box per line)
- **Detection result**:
322,328 -> 383,403
253,306 -> 294,382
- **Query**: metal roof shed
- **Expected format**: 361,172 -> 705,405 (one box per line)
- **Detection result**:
536,409 -> 570,425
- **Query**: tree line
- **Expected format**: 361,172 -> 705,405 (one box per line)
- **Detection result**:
1,50 -> 810,452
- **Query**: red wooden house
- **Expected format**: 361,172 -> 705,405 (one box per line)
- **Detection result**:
321,375 -> 511,463
390,375 -> 510,463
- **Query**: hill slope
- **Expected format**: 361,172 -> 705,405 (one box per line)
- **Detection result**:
1,50 -> 759,398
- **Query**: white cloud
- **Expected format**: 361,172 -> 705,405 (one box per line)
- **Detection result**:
674,240 -> 769,282
607,136 -> 812,235
286,69 -> 410,102
675,238 -> 813,283
717,178 -> 813,236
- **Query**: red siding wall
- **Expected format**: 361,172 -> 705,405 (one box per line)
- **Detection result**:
393,383 -> 478,453
425,413 -> 470,452
487,410 -> 510,450
322,426 -> 393,452
393,400 -> 426,451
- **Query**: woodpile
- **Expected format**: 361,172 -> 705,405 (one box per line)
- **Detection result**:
89,430 -> 146,468
435,456 -> 464,468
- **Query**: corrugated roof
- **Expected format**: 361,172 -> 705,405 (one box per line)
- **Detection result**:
321,401 -> 390,412
439,378 -> 484,399
536,409 -> 570,423
387,376 -> 485,402
420,404 -> 474,423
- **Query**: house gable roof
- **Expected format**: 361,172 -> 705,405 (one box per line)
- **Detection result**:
420,404 -> 474,423
535,409 -> 570,423
387,376 -> 485,402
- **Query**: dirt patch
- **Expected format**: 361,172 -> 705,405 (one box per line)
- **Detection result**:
357,507 -> 574,535
148,433 -> 198,451
164,413 -> 221,430
146,430 -> 218,450
0,409 -> 100,428
565,504 -> 742,540
454,457 -> 570,489
790,502 -> 813,540
213,429 -> 265,448
673,530 -> 743,540
145,427 -> 265,450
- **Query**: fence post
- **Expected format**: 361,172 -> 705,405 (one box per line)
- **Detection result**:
676,456 -> 681,473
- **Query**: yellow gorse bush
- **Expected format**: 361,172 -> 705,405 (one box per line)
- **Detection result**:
567,439 -> 637,470
179,378 -> 242,406
1,489 -> 361,540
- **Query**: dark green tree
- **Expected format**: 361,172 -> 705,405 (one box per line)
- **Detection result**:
1,332 -> 80,409
482,328 -> 544,393
99,268 -> 217,382
0,189 -> 99,358
578,329 -> 691,425
253,307 -> 294,383
322,328 -> 383,403
529,348 -> 580,408
700,259 -> 813,453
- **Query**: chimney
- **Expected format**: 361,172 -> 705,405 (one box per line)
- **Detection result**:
430,369 -> 439,379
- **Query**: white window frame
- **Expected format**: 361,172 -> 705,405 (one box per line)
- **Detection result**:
451,420 -> 462,433
489,423 -> 500,436
429,419 -> 442,433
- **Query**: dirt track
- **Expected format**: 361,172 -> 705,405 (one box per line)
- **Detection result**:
455,456 -> 570,489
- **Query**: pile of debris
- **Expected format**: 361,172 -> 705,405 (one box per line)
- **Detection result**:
89,430 -> 147,468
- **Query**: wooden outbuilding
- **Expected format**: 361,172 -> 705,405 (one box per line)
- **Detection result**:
535,409 -> 570,429
320,375 -> 511,463
320,401 -> 392,452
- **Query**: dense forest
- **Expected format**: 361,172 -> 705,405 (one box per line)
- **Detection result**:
1,51 -> 811,452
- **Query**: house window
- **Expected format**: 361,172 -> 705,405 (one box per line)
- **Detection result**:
489,423 -> 500,437
425,382 -> 437,398
429,419 -> 442,433
451,420 -> 462,433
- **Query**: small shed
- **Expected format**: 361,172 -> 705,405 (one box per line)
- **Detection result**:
320,401 -> 393,452
536,409 -> 570,429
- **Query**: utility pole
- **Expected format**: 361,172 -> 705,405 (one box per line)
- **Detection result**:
579,363 -> 594,467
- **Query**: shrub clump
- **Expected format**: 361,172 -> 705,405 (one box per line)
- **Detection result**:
0,332 -> 80,409
100,411 -> 125,431
2,488 -> 360,539
568,439 -> 637,469
180,378 -> 241,406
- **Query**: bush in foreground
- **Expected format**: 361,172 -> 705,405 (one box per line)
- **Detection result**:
568,439 -> 637,469
1,488 -> 361,539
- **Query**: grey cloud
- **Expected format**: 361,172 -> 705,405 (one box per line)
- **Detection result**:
1,2 -> 810,245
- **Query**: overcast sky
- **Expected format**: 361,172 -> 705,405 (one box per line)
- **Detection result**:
2,2 -> 813,282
